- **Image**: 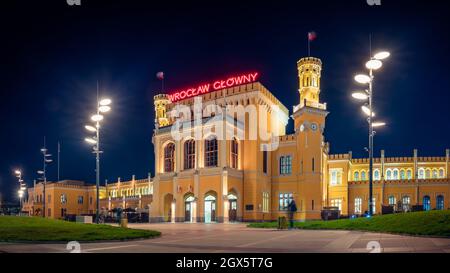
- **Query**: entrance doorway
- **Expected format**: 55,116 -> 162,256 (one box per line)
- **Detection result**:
228,193 -> 238,222
185,195 -> 195,222
204,194 -> 216,223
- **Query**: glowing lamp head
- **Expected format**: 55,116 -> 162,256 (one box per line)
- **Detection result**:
99,105 -> 111,113
372,122 -> 386,128
91,114 -> 104,122
14,170 -> 21,175
362,105 -> 375,117
85,137 -> 97,145
366,59 -> 383,70
354,74 -> 371,84
99,98 -> 112,106
352,92 -> 368,100
85,125 -> 97,132
373,51 -> 390,60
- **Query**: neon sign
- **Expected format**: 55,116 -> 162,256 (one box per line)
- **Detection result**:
168,72 -> 259,102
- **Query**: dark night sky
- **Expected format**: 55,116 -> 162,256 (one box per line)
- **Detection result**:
1,0 -> 449,202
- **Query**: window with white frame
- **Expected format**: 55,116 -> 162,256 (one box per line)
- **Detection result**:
400,170 -> 405,180
279,193 -> 293,211
402,196 -> 411,211
425,169 -> 431,179
354,171 -> 359,181
407,169 -> 412,180
393,169 -> 399,180
371,198 -> 376,214
439,169 -> 445,178
354,197 -> 362,214
418,168 -> 425,179
361,171 -> 366,181
386,169 -> 392,180
329,168 -> 343,185
374,169 -> 380,180
432,169 -> 438,178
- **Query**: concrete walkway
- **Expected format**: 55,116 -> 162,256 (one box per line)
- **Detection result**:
1,223 -> 449,253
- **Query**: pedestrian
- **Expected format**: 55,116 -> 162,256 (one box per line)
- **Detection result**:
287,199 -> 297,229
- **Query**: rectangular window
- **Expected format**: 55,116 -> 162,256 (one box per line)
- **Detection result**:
262,192 -> 270,213
263,151 -> 268,174
312,158 -> 315,172
354,198 -> 362,214
331,199 -> 342,212
231,139 -> 238,169
279,156 -> 292,175
78,196 -> 84,204
329,169 -> 343,185
279,193 -> 293,211
89,196 -> 93,205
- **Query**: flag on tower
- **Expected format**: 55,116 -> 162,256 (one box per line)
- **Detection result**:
308,31 -> 317,41
156,72 -> 164,80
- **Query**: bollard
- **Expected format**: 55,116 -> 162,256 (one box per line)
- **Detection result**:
120,218 -> 128,228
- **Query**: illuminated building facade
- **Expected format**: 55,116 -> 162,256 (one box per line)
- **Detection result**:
23,56 -> 450,221
150,56 -> 449,223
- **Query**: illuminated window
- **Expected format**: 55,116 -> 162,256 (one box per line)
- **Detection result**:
374,169 -> 380,181
354,198 -> 362,214
184,139 -> 196,170
439,169 -> 445,178
278,193 -> 293,211
280,156 -> 292,175
331,199 -> 342,212
371,198 -> 376,214
354,171 -> 359,181
361,171 -> 366,181
402,196 -> 410,212
407,169 -> 412,180
205,136 -> 218,167
393,169 -> 399,180
423,196 -> 431,211
436,195 -> 444,210
330,169 -> 342,185
388,195 -> 396,206
262,192 -> 270,213
432,169 -> 438,178
77,196 -> 84,204
400,170 -> 405,180
386,170 -> 392,180
418,168 -> 425,179
231,138 -> 239,169
60,194 -> 67,204
425,169 -> 431,179
164,143 -> 175,172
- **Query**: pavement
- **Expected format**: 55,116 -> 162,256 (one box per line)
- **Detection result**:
1,223 -> 449,253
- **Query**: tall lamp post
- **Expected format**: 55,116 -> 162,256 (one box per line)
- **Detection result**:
352,51 -> 390,216
38,139 -> 53,218
84,89 -> 112,224
14,170 -> 26,211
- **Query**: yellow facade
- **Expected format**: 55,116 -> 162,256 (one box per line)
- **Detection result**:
23,56 -> 450,222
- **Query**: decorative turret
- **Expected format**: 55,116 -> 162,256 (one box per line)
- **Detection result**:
154,94 -> 171,128
297,57 -> 322,108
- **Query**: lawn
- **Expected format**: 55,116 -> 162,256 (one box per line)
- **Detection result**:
248,210 -> 450,237
0,216 -> 161,242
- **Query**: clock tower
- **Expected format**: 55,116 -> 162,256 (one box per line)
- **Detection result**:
293,57 -> 329,220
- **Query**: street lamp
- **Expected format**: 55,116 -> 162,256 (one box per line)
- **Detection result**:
14,169 -> 26,210
84,86 -> 112,224
352,50 -> 390,216
38,139 -> 52,218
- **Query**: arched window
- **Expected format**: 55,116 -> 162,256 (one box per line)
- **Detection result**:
393,169 -> 399,180
164,143 -> 175,172
439,169 -> 445,178
432,169 -> 438,179
418,168 -> 425,179
436,195 -> 444,210
400,170 -> 405,180
374,169 -> 380,181
407,169 -> 412,180
184,139 -> 196,170
425,169 -> 431,179
354,171 -> 359,181
386,169 -> 392,180
361,171 -> 366,181
423,196 -> 431,211
205,136 -> 218,167
231,138 -> 239,169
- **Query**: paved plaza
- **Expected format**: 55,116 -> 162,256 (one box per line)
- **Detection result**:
1,223 -> 449,253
